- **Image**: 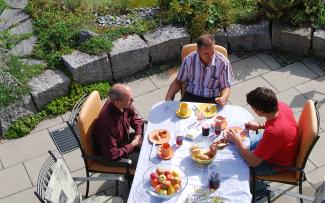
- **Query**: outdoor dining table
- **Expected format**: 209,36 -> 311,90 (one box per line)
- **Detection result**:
127,101 -> 255,203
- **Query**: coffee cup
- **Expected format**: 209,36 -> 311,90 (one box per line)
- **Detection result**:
179,102 -> 188,116
158,143 -> 172,157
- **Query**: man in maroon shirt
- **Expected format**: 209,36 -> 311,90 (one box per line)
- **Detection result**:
93,84 -> 143,168
226,87 -> 299,197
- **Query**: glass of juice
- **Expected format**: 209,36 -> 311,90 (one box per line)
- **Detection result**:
175,131 -> 184,146
208,163 -> 221,190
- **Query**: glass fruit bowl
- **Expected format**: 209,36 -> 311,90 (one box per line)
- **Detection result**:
142,163 -> 188,199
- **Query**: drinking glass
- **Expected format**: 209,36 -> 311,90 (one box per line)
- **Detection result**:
208,163 -> 221,190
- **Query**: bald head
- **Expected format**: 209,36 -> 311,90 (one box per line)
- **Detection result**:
109,84 -> 132,102
197,34 -> 215,49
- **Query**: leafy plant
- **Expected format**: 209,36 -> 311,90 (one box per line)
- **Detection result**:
0,31 -> 33,49
0,0 -> 6,14
3,81 -> 110,139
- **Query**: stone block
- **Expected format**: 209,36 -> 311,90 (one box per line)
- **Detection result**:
213,29 -> 228,48
62,50 -> 112,84
272,23 -> 311,55
79,29 -> 98,43
5,0 -> 27,9
227,21 -> 271,51
28,70 -> 70,110
0,95 -> 37,131
313,29 -> 325,59
110,34 -> 149,79
0,9 -> 29,31
143,26 -> 190,64
9,18 -> 33,35
11,36 -> 37,57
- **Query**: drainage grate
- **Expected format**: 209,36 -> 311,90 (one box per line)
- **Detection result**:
49,126 -> 79,154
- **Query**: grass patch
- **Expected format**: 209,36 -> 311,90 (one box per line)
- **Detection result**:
3,81 -> 110,139
0,31 -> 33,49
0,0 -> 5,14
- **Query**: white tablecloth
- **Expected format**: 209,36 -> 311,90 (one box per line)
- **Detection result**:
127,101 -> 254,203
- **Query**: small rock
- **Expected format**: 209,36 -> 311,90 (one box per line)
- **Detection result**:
11,36 -> 37,57
79,29 -> 98,43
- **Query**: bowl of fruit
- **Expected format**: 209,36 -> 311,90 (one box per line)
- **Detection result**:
142,163 -> 188,199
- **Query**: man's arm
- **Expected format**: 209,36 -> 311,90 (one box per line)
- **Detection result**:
129,107 -> 143,136
215,87 -> 230,106
165,79 -> 182,101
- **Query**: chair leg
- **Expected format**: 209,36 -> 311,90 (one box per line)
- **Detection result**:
115,180 -> 119,196
267,190 -> 271,203
85,170 -> 90,198
251,169 -> 256,203
299,180 -> 303,203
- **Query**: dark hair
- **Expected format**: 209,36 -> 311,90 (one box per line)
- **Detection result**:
246,87 -> 278,113
197,34 -> 215,49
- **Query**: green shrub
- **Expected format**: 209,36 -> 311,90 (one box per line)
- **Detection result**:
79,36 -> 113,55
167,0 -> 233,37
231,0 -> 259,24
315,4 -> 325,28
3,81 -> 110,139
0,0 -> 6,14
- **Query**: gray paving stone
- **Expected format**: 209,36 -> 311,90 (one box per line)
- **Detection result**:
0,9 -> 29,31
105,181 -> 129,202
229,76 -> 276,106
0,159 -> 3,170
231,55 -> 271,83
61,111 -> 71,122
31,115 -> 63,133
229,53 -> 240,63
305,159 -> 317,174
0,164 -> 32,198
63,149 -> 84,172
309,131 -> 325,168
301,58 -> 325,77
11,36 -> 37,57
9,18 -> 33,35
21,58 -> 46,66
133,86 -> 181,120
276,88 -> 307,113
126,78 -> 157,97
306,165 -> 325,189
0,187 -> 38,203
257,53 -> 282,70
149,66 -> 178,89
71,168 -> 116,197
272,181 -> 315,203
262,62 -> 318,92
0,129 -> 56,168
24,154 -> 49,186
5,0 -> 27,9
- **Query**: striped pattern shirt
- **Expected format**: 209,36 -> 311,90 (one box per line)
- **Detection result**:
176,51 -> 235,98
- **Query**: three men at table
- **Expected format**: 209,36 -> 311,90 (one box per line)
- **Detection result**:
226,87 -> 299,176
93,84 -> 143,167
165,34 -> 235,106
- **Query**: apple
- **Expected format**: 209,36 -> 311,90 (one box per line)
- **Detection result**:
155,184 -> 162,193
151,178 -> 159,187
150,172 -> 158,180
166,174 -> 174,181
159,189 -> 167,195
161,180 -> 171,189
158,174 -> 167,183
171,176 -> 180,185
164,170 -> 172,176
167,185 -> 175,195
172,170 -> 180,177
173,183 -> 180,192
156,168 -> 164,175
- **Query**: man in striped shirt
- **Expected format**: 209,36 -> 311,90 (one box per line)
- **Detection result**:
165,34 -> 235,106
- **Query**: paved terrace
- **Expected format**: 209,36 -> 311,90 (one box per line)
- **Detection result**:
0,52 -> 324,203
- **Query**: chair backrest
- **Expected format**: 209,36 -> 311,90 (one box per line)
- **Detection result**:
34,151 -> 81,203
77,91 -> 102,166
181,43 -> 228,62
295,100 -> 320,179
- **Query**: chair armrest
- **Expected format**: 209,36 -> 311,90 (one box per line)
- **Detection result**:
83,155 -> 133,167
73,174 -> 125,182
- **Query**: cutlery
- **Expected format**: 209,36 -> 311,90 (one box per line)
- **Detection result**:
149,140 -> 156,160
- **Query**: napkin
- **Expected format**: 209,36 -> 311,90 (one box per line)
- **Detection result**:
186,128 -> 201,140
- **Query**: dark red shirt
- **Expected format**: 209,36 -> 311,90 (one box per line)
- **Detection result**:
93,100 -> 143,161
254,102 -> 299,166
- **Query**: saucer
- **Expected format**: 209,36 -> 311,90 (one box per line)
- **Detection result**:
176,108 -> 192,118
157,147 -> 174,160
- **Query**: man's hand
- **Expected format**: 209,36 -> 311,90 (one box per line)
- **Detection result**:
225,128 -> 241,146
131,134 -> 143,148
244,121 -> 260,131
215,96 -> 227,107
